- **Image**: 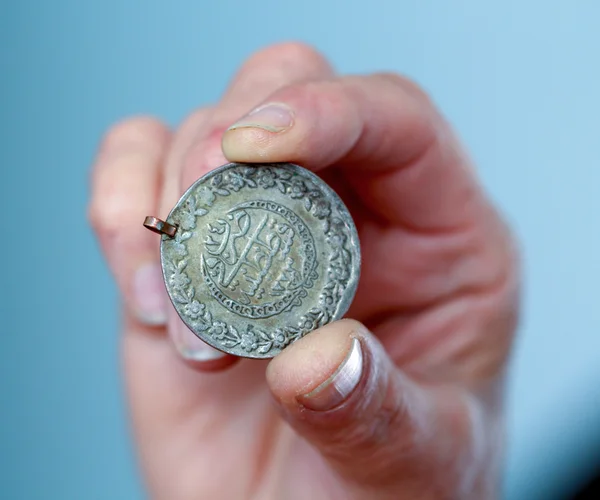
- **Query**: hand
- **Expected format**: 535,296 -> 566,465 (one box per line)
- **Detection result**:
89,43 -> 518,500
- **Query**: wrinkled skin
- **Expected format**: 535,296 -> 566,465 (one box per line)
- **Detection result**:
89,43 -> 519,500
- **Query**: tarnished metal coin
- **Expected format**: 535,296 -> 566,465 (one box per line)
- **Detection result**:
147,163 -> 360,358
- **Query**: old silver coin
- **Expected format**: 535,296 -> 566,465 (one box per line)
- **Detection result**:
145,162 -> 361,359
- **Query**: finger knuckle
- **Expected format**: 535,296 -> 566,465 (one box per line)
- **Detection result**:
101,116 -> 168,153
89,153 -> 152,234
87,199 -> 110,235
372,72 -> 434,104
246,41 -> 330,73
87,190 -> 124,238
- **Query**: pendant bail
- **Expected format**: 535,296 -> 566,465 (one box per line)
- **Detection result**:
143,216 -> 177,238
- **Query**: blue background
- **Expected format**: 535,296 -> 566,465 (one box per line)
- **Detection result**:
1,1 -> 599,498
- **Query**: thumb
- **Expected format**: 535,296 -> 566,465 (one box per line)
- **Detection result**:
266,319 -> 490,498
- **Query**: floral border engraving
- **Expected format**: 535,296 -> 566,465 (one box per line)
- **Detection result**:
164,165 -> 354,356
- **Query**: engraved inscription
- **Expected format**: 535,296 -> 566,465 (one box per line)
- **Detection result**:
201,200 -> 318,318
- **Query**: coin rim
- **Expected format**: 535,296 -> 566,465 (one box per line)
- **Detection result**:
160,162 -> 361,358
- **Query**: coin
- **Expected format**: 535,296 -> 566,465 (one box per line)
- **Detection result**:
153,162 -> 360,359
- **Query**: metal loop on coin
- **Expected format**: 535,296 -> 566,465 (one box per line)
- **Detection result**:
143,216 -> 178,238
146,162 -> 361,359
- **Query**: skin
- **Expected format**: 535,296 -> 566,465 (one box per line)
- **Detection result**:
89,43 -> 519,500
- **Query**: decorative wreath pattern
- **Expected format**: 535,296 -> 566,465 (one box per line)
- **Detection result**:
163,165 -> 355,356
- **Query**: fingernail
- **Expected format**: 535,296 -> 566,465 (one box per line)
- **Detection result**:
297,338 -> 363,411
133,263 -> 168,325
227,103 -> 294,133
170,316 -> 227,362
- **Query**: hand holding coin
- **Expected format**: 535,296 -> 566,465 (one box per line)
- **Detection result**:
89,43 -> 518,499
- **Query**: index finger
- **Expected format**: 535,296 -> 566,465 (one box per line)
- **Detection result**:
221,74 -> 486,231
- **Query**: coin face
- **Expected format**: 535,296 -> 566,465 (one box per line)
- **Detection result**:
160,163 -> 360,358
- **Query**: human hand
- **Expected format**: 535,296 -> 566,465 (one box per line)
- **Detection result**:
89,43 -> 518,500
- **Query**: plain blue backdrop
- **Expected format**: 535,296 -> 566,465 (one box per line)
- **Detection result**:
1,1 -> 599,499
